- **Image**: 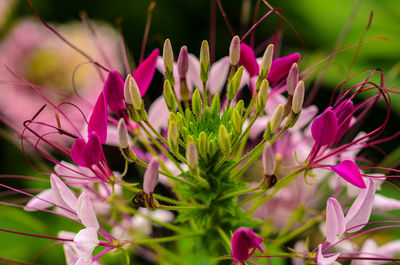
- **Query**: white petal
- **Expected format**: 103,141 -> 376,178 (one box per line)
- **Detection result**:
317,244 -> 341,265
187,54 -> 202,92
373,194 -> 400,211
74,227 -> 99,259
326,198 -> 345,242
25,189 -> 54,211
50,174 -> 78,219
77,192 -> 99,230
148,96 -> 170,132
208,56 -> 230,95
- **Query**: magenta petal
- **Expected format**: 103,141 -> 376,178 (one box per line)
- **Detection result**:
239,43 -> 259,77
330,160 -> 366,189
103,70 -> 125,112
88,92 -> 107,144
267,53 -> 300,84
231,227 -> 263,261
84,132 -> 103,167
311,108 -> 338,146
133,49 -> 159,96
334,100 -> 354,142
71,138 -> 89,167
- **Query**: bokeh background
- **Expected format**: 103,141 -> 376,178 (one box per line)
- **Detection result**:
0,0 -> 399,264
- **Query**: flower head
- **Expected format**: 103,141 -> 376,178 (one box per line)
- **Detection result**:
231,227 -> 263,264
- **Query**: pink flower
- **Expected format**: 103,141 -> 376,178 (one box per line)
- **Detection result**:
330,160 -> 366,189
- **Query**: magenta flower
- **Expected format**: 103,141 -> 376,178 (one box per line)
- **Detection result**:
71,132 -> 103,169
267,53 -> 300,85
133,49 -> 159,96
330,160 -> 366,189
333,100 -> 354,142
239,43 -> 259,77
231,227 -> 263,265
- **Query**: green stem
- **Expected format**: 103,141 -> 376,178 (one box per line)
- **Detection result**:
202,81 -> 208,107
247,168 -> 304,214
217,184 -> 260,201
133,232 -> 203,245
159,204 -> 208,210
139,123 -> 184,172
230,112 -> 260,155
216,227 -> 231,252
274,215 -> 322,245
242,91 -> 257,122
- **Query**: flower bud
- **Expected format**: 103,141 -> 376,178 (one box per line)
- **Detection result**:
256,79 -> 269,113
177,46 -> 189,78
186,138 -> 198,171
208,139 -> 218,156
227,66 -> 244,100
311,108 -> 338,146
163,79 -> 176,112
292,80 -> 304,114
200,40 -> 210,83
198,131 -> 207,155
218,124 -> 231,156
168,119 -> 179,153
259,44 -> 274,79
127,76 -> 143,111
229,35 -> 240,66
143,157 -> 160,194
117,118 -> 129,149
124,74 -> 133,105
235,100 -> 244,115
163,39 -> 175,85
231,108 -> 242,135
210,93 -> 221,117
262,144 -> 276,176
287,63 -> 299,96
265,104 -> 284,138
192,88 -> 203,117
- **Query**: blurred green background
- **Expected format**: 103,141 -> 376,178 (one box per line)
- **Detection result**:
0,0 -> 399,264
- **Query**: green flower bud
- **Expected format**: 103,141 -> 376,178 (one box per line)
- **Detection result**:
218,124 -> 231,156
198,131 -> 207,155
186,137 -> 198,171
200,40 -> 210,83
163,39 -> 175,85
229,35 -> 240,66
208,139 -> 217,156
227,66 -> 244,100
287,63 -> 299,96
163,79 -> 176,112
210,93 -> 221,118
235,100 -> 244,115
168,119 -> 179,153
192,89 -> 203,117
259,44 -> 274,79
292,80 -> 304,114
231,108 -> 242,135
128,76 -> 144,111
265,104 -> 284,138
256,79 -> 269,113
124,74 -> 133,105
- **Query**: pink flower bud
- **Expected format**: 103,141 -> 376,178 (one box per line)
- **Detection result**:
239,43 -> 259,77
330,160 -> 366,189
262,144 -> 275,176
103,70 -> 125,112
143,157 -> 160,194
311,108 -> 338,146
177,46 -> 189,78
286,63 -> 299,96
231,227 -> 263,263
88,92 -> 108,144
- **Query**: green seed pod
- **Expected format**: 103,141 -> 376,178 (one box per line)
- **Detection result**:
210,93 -> 221,118
198,131 -> 207,155
232,108 -> 242,135
168,120 -> 179,153
163,39 -> 175,86
292,80 -> 305,114
256,79 -> 269,113
265,104 -> 284,138
218,124 -> 231,156
235,100 -> 244,115
229,35 -> 240,66
163,80 -> 176,112
259,44 -> 274,80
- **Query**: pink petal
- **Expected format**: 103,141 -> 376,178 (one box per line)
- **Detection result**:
50,174 -> 78,218
239,43 -> 259,77
231,227 -> 263,261
143,157 -> 160,194
333,100 -> 354,142
330,160 -> 366,189
345,178 -> 376,232
373,194 -> 400,211
71,138 -> 89,167
83,132 -> 103,167
88,92 -> 107,144
77,192 -> 99,230
208,57 -> 230,95
317,244 -> 340,265
311,108 -> 338,146
103,70 -> 125,112
326,197 -> 345,243
187,54 -> 202,93
25,189 -> 54,211
148,96 -> 169,132
74,227 -> 99,259
133,49 -> 159,96
267,53 -> 300,84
